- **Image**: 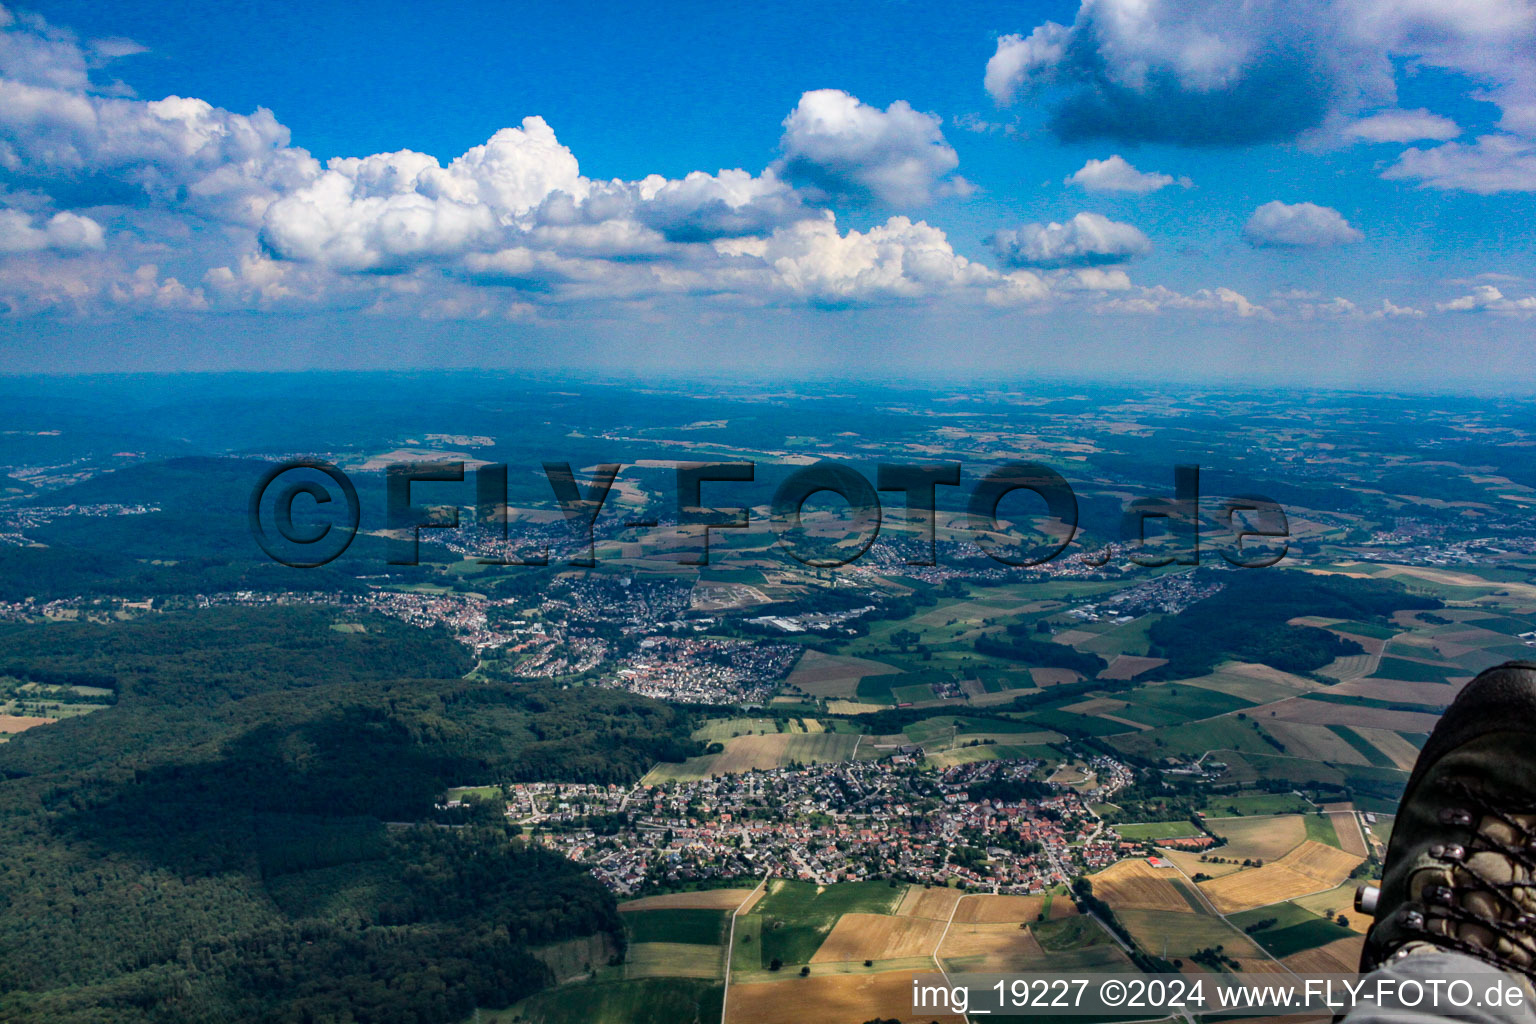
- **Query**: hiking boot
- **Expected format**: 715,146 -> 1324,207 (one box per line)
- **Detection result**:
1359,661 -> 1536,979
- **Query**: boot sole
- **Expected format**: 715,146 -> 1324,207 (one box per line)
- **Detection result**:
1402,660 -> 1536,800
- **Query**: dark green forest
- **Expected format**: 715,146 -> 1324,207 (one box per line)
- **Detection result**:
974,628 -> 1108,675
0,607 -> 700,1024
1144,571 -> 1439,678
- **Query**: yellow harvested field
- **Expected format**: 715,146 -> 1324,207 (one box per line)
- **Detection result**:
1060,696 -> 1127,716
1162,848 -> 1244,879
1291,885 -> 1370,932
625,941 -> 723,979
952,894 -> 1058,924
1285,840 -> 1367,883
0,714 -> 55,733
1222,662 -> 1325,690
1264,721 -> 1371,765
736,886 -> 767,916
1199,841 -> 1364,913
696,733 -> 859,775
1099,655 -> 1168,680
952,896 -> 1062,927
1206,815 -> 1308,862
727,970 -> 965,1024
1353,727 -> 1424,771
827,701 -> 886,715
1283,935 -> 1366,974
1329,812 -> 1368,857
937,923 -> 1046,971
1183,667 -> 1320,704
620,888 -> 759,912
1088,858 -> 1198,913
810,913 -> 947,963
1265,697 -> 1440,733
896,885 -> 962,921
1332,678 -> 1459,706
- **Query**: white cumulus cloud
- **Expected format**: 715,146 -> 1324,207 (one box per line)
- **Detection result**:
1348,108 -> 1460,143
989,212 -> 1150,268
1243,201 -> 1363,247
1065,155 -> 1191,192
0,207 -> 103,252
1384,135 -> 1536,193
774,89 -> 965,206
1436,284 -> 1536,313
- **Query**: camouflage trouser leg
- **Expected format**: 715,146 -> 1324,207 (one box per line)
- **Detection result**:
1342,952 -> 1536,1024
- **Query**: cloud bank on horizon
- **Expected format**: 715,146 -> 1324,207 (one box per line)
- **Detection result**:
0,0 -> 1532,364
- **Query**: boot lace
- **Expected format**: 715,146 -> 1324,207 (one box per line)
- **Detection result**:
1402,778 -> 1536,976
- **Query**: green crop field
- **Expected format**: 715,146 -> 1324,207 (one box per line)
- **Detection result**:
889,682 -> 937,704
1113,821 -> 1204,840
1111,715 -> 1282,760
1025,709 -> 1130,736
1332,620 -> 1399,640
1094,701 -> 1189,729
1249,916 -> 1356,958
1123,685 -> 1257,720
1304,813 -> 1342,848
1116,908 -> 1260,958
692,718 -> 780,742
1372,657 -> 1455,683
1208,792 -> 1314,816
623,908 -> 728,946
749,879 -> 905,967
498,978 -> 723,1024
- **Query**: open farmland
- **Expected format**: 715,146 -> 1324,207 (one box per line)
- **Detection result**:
894,885 -> 962,921
0,714 -> 55,733
1283,935 -> 1366,973
937,922 -> 1047,972
725,971 -> 965,1024
624,908 -> 728,946
625,942 -> 724,979
1329,811 -> 1368,856
1263,721 -> 1373,764
1116,908 -> 1263,960
1200,841 -> 1364,914
1266,696 -> 1442,734
1115,821 -> 1204,840
1349,728 -> 1423,770
952,893 -> 1054,924
643,732 -> 862,783
1291,885 -> 1370,931
784,651 -> 900,699
620,890 -> 758,912
1088,858 -> 1202,913
809,914 -> 946,963
1205,815 -> 1307,862
507,978 -> 724,1024
744,880 -> 905,969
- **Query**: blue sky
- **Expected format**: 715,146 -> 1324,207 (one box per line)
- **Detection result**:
1,0 -> 1535,387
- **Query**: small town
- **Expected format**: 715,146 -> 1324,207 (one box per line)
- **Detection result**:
493,752 -> 1140,895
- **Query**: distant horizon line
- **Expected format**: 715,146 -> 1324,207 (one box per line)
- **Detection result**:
0,366 -> 1527,401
